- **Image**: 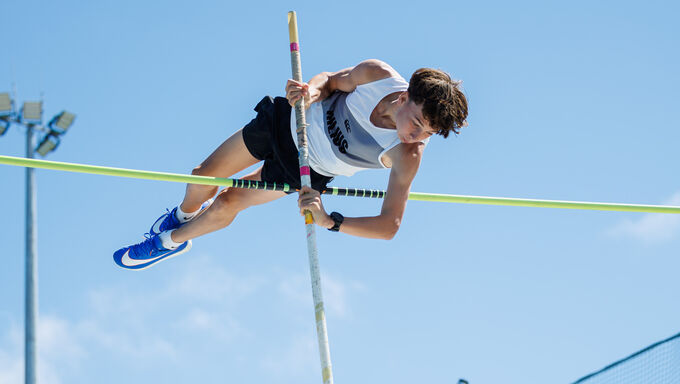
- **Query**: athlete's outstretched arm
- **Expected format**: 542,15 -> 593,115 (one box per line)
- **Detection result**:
285,59 -> 399,107
298,142 -> 424,240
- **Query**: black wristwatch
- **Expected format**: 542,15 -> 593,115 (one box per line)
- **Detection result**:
328,211 -> 344,232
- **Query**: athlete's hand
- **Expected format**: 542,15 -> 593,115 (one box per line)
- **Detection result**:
298,186 -> 333,228
285,80 -> 320,109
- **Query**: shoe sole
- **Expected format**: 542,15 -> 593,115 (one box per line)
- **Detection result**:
136,240 -> 192,270
115,240 -> 192,271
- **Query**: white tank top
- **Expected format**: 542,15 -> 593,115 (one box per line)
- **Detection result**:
290,75 -> 427,177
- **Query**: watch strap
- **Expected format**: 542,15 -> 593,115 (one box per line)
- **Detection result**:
328,211 -> 344,232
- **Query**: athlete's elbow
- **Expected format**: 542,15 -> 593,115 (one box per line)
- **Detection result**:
381,217 -> 401,240
381,230 -> 397,240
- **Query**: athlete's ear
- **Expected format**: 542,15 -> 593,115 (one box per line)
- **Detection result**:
397,91 -> 409,105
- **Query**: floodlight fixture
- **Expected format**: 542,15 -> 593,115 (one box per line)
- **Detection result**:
0,119 -> 9,136
0,93 -> 12,117
48,111 -> 76,134
22,101 -> 43,124
0,93 -> 15,136
35,133 -> 60,157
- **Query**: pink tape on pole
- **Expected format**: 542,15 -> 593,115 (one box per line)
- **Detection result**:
300,166 -> 310,176
290,42 -> 299,51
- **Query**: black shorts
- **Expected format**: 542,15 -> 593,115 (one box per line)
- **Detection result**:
242,96 -> 333,192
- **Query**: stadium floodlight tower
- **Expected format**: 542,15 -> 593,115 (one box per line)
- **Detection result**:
21,100 -> 43,384
0,90 -> 76,384
36,111 -> 76,156
0,93 -> 13,135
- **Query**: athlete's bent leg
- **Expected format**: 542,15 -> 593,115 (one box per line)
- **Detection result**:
180,129 -> 260,213
171,166 -> 285,243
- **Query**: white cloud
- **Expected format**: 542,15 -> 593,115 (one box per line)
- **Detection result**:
260,333 -> 317,378
39,315 -> 86,369
0,316 -> 83,384
608,192 -> 680,242
0,322 -> 26,384
76,319 -> 177,360
0,346 -> 22,384
170,259 -> 265,303
277,274 -> 311,307
176,308 -> 247,342
322,274 -> 366,319
0,256 -> 366,382
0,256 -> 249,383
277,272 -> 365,319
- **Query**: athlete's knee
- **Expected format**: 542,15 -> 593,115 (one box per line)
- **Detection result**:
212,189 -> 250,215
186,168 -> 218,195
191,164 -> 208,176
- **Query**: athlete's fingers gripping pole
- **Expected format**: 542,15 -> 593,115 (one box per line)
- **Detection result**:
288,11 -> 334,384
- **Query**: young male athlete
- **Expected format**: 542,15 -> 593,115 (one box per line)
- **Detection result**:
114,59 -> 468,270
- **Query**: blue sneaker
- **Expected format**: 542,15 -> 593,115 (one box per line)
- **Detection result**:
149,198 -> 214,236
149,207 -> 182,236
113,234 -> 192,270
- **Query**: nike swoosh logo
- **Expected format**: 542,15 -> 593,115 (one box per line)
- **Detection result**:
151,216 -> 165,234
120,249 -> 165,267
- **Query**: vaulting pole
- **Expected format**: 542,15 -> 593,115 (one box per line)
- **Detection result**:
288,11 -> 334,384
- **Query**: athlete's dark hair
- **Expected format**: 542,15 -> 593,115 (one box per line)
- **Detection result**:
407,68 -> 468,138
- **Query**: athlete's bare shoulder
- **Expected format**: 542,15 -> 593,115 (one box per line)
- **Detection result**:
329,59 -> 402,93
353,59 -> 401,83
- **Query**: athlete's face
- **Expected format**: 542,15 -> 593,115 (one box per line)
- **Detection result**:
395,93 -> 436,143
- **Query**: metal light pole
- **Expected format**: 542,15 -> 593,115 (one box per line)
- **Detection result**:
25,123 -> 37,384
1,92 -> 75,384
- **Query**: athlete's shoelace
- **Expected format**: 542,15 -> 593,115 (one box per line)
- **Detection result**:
132,235 -> 160,257
160,208 -> 180,231
145,209 -> 176,239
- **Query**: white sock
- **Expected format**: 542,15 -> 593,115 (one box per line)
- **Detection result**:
175,205 -> 200,223
159,229 -> 182,249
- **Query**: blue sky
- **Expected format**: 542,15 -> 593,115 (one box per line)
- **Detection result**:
1,0 -> 679,383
